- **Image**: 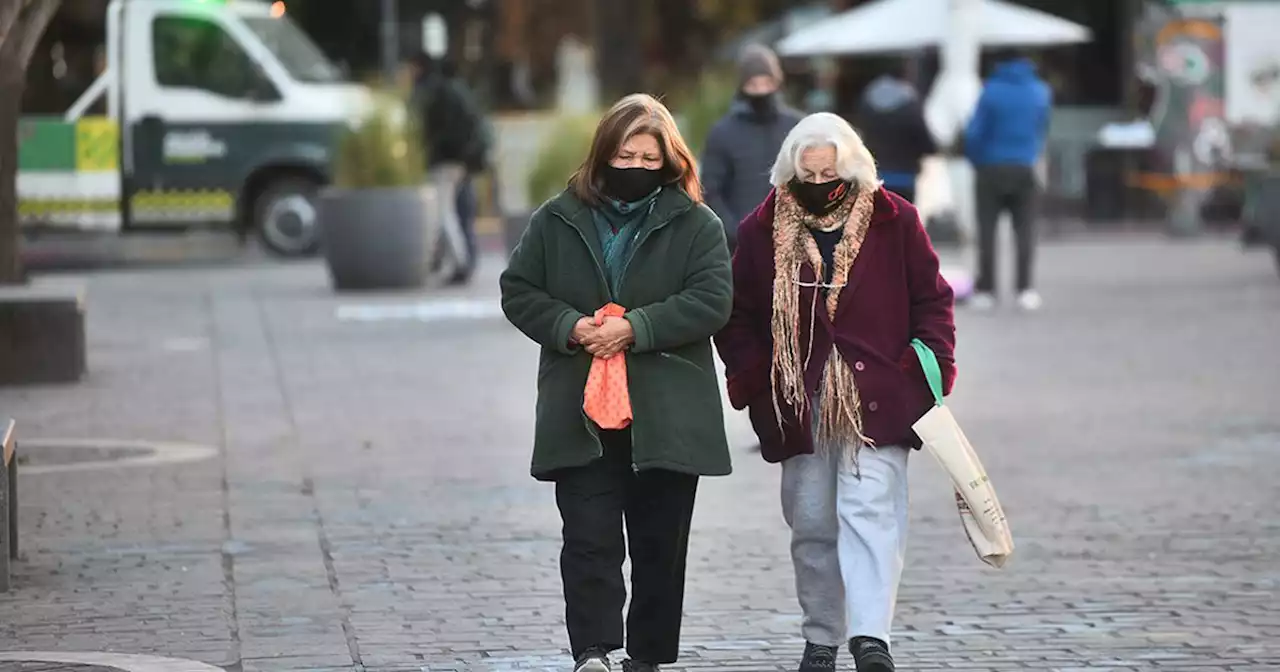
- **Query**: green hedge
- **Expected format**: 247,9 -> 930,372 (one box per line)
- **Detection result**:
333,91 -> 427,190
672,69 -> 739,159
526,114 -> 598,205
524,72 -> 739,207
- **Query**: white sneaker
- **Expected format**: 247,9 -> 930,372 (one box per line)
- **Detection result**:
968,292 -> 996,311
1017,290 -> 1043,312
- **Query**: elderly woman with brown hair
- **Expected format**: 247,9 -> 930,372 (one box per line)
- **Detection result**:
715,113 -> 957,672
500,94 -> 734,672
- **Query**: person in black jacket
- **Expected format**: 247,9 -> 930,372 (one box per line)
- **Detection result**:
410,53 -> 493,284
701,44 -> 803,251
853,66 -> 937,203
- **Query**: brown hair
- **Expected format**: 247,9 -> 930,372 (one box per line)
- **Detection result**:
568,93 -> 703,205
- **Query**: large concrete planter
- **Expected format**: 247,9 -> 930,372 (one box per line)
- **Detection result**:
0,282 -> 87,386
318,186 -> 441,291
502,210 -> 535,257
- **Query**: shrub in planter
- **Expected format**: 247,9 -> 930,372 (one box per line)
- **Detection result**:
502,114 -> 598,254
520,71 -> 736,213
319,92 -> 439,291
526,113 -> 599,206
670,69 -> 739,157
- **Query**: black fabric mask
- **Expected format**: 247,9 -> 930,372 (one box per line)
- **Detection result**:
789,178 -> 853,216
742,92 -> 777,116
602,166 -> 665,203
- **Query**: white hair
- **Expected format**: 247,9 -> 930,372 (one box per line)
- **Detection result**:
769,112 -> 879,189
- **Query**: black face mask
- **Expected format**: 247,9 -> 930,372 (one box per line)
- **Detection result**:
602,166 -> 665,203
789,178 -> 853,216
742,92 -> 776,115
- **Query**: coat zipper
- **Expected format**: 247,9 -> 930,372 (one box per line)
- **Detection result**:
580,409 -> 605,460
549,211 -> 609,461
617,202 -> 691,297
552,201 -> 692,469
614,203 -> 688,472
552,211 -> 612,302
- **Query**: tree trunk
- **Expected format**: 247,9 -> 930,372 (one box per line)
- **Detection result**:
593,0 -> 642,101
655,0 -> 693,75
0,74 -> 23,285
0,0 -> 64,285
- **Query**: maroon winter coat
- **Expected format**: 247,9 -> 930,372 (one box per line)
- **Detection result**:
714,187 -> 957,462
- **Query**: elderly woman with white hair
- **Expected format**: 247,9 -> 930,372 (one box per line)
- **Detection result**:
715,113 -> 957,672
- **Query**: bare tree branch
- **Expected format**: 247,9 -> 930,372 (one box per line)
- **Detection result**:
0,0 -> 59,285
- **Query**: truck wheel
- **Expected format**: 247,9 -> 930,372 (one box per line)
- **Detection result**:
254,178 -> 321,257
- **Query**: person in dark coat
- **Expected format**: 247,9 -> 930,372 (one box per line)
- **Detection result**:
500,93 -> 733,672
854,66 -> 937,203
410,53 -> 493,285
964,51 -> 1052,311
701,44 -> 803,251
715,113 -> 956,672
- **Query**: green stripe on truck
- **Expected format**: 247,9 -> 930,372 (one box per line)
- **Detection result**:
18,117 -> 77,172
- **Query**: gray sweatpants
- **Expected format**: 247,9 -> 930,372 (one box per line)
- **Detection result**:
780,445 -> 910,646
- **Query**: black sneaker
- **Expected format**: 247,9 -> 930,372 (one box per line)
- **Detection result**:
849,637 -> 894,672
799,641 -> 838,671
574,647 -> 611,672
620,660 -> 658,672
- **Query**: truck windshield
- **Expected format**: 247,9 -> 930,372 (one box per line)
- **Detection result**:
242,16 -> 342,84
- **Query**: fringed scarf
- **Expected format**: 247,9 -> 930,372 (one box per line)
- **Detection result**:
770,182 -> 877,471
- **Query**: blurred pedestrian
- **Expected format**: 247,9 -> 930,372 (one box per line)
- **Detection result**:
500,94 -> 733,672
702,44 -> 803,251
963,50 -> 1052,311
854,65 -> 937,203
409,52 -> 492,285
804,62 -> 838,114
715,113 -> 956,672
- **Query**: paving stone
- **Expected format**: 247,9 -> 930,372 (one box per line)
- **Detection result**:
2,240 -> 1279,670
0,665 -> 124,672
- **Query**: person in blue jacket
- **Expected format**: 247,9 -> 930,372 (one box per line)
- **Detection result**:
964,51 -> 1052,311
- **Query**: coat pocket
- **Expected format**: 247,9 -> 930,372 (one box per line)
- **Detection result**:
657,351 -> 706,374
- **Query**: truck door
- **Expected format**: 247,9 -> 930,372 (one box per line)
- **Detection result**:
15,0 -> 124,234
120,2 -> 283,230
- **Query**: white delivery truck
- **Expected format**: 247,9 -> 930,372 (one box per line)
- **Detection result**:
17,0 -> 374,256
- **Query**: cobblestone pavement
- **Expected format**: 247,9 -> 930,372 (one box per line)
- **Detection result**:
2,237 -> 1279,671
0,660 -> 119,665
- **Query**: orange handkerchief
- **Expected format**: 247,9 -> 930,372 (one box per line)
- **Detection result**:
582,303 -> 633,430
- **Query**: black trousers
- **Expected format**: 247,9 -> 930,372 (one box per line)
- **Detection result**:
975,164 -> 1040,293
554,429 -> 699,664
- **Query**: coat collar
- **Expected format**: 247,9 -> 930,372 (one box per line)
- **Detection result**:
544,186 -> 698,299
755,184 -> 900,228
546,185 -> 696,232
755,185 -> 904,325
833,187 -> 899,320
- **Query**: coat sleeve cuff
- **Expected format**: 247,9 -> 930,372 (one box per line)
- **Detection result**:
624,309 -> 654,353
553,309 -> 584,355
726,372 -> 759,410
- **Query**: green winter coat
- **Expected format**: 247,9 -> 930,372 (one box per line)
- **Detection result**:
500,186 -> 734,480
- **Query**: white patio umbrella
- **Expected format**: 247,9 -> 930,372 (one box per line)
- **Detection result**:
776,0 -> 1091,56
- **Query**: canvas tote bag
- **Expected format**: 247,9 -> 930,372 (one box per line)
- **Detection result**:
910,339 -> 1015,568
